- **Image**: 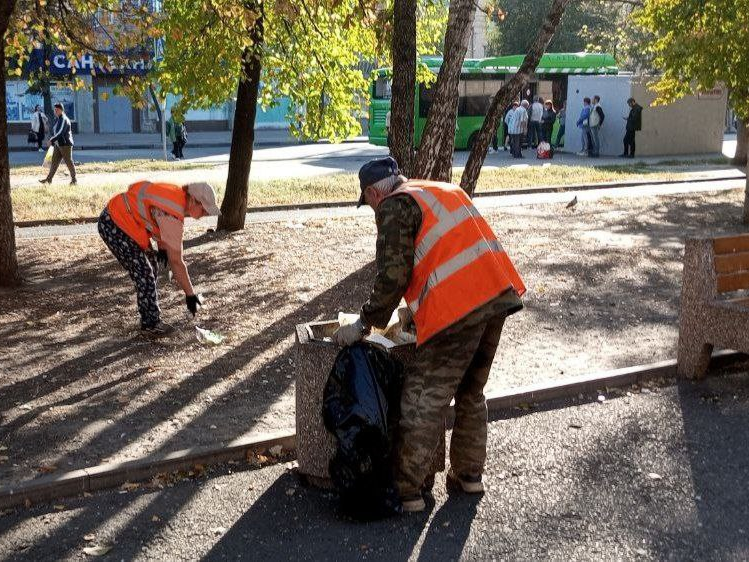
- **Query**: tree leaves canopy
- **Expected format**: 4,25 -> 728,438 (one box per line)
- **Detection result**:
635,0 -> 749,119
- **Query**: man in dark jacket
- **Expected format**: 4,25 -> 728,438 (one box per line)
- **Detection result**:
621,98 -> 643,158
39,103 -> 77,185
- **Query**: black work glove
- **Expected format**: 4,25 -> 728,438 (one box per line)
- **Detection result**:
156,249 -> 169,270
186,294 -> 202,316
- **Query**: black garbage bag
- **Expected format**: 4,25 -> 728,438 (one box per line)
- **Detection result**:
322,342 -> 404,520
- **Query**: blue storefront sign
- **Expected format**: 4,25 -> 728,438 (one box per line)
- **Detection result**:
27,49 -> 151,76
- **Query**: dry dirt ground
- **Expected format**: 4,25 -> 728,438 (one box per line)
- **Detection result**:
1,188 -> 747,488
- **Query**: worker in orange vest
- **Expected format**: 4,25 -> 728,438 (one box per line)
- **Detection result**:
333,157 -> 525,513
98,181 -> 221,337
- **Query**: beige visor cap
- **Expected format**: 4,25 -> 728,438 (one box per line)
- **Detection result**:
186,182 -> 221,216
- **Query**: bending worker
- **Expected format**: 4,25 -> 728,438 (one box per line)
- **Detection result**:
333,157 -> 525,513
98,181 -> 221,337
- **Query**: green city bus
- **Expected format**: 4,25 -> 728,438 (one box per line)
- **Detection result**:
368,52 -> 618,150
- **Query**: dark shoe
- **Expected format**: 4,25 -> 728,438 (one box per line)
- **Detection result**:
446,470 -> 484,494
70,180 -> 77,186
627,154 -> 635,159
400,494 -> 426,513
141,321 -> 176,338
38,178 -> 50,184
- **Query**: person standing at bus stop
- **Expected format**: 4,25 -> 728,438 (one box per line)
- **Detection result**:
333,157 -> 525,513
576,97 -> 592,156
38,103 -> 77,186
621,98 -> 642,158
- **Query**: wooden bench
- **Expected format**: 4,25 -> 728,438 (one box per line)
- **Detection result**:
677,234 -> 749,378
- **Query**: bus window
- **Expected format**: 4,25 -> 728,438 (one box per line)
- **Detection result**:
374,76 -> 392,99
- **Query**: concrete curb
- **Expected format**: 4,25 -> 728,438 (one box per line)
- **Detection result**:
13,174 -> 746,230
1,351 -> 743,511
0,432 -> 295,511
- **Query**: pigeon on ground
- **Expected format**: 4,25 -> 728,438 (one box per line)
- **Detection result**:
566,196 -> 578,209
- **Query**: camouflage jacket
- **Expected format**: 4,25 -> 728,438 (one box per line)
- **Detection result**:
359,190 -> 524,330
360,194 -> 422,329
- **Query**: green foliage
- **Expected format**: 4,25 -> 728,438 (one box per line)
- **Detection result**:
635,0 -> 749,120
155,0 -> 445,142
6,1 -> 156,98
485,0 -> 650,70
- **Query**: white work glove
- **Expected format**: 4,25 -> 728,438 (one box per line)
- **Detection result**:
333,317 -> 367,347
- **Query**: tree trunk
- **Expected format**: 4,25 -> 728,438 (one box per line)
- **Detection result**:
389,0 -> 417,176
0,0 -> 20,286
412,0 -> 476,182
734,117 -> 747,166
148,84 -> 163,134
460,0 -> 571,196
217,7 -> 264,232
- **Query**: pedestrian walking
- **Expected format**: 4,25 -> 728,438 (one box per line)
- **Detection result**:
98,181 -> 221,337
554,101 -> 566,149
621,97 -> 643,158
541,100 -> 557,144
38,103 -> 77,185
167,115 -> 187,160
588,95 -> 605,158
576,97 -> 592,156
333,157 -> 525,513
29,105 -> 49,151
527,96 -> 544,148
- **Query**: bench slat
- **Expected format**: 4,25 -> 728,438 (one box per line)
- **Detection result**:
713,235 -> 749,255
715,252 -> 749,274
717,272 -> 749,293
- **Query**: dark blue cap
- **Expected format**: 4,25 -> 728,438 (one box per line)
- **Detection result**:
357,157 -> 399,207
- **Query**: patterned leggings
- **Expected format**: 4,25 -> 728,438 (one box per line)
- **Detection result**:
98,209 -> 161,328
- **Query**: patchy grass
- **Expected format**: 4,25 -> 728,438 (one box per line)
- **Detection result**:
11,158 -> 219,175
11,163 -> 699,222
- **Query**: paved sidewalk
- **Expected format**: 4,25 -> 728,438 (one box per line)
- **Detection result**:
13,174 -> 745,239
9,129 -> 369,151
1,370 -> 747,561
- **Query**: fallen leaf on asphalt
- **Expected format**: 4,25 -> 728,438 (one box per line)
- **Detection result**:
24,498 -> 32,509
635,548 -> 647,556
83,534 -> 96,541
83,545 -> 112,556
286,488 -> 296,496
151,515 -> 160,522
0,455 -> 8,463
0,445 -> 7,451
120,482 -> 140,492
53,504 -> 65,511
211,527 -> 226,535
38,465 -> 57,474
269,445 -> 283,457
647,472 -> 662,480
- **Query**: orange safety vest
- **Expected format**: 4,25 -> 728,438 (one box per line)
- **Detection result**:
107,181 -> 186,250
386,180 -> 526,346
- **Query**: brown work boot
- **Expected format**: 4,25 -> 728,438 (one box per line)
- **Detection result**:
400,494 -> 426,513
446,470 -> 484,494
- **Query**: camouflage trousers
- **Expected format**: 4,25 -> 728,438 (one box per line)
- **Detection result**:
394,310 -> 506,496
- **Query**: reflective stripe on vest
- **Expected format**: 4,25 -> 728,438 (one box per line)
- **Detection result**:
411,238 -> 502,314
130,182 -> 185,233
387,180 -> 525,345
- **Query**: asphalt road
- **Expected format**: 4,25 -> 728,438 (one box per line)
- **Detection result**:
10,137 -> 739,180
1,369 -> 747,561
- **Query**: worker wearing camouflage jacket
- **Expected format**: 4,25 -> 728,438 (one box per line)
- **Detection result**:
333,157 -> 526,513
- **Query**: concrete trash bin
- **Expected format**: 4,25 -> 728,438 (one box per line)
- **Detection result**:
295,320 -> 445,488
